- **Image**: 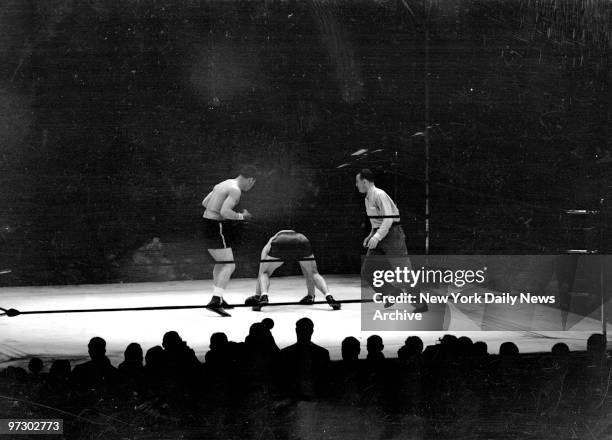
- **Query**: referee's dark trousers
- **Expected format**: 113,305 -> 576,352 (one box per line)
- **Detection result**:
361,223 -> 412,298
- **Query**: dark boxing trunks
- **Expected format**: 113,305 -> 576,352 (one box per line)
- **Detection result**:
268,231 -> 312,261
202,218 -> 240,250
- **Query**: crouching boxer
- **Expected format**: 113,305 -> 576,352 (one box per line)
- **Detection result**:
245,230 -> 341,311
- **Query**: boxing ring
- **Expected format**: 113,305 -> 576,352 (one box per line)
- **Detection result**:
0,275 -> 607,370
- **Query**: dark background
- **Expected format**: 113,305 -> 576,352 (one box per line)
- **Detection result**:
0,0 -> 610,285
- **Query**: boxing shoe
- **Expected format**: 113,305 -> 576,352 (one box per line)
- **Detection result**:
206,296 -> 231,317
252,294 -> 268,311
245,294 -> 262,306
326,295 -> 341,310
299,294 -> 315,305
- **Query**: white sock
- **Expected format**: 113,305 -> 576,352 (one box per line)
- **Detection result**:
213,286 -> 225,298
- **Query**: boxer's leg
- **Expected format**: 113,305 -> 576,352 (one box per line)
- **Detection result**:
245,246 -> 282,306
207,248 -> 236,313
299,257 -> 340,309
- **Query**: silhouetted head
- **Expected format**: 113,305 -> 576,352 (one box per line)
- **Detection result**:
145,345 -> 166,368
551,342 -> 570,357
49,360 -> 71,380
88,337 -> 107,361
457,336 -> 474,356
162,331 -> 182,350
399,336 -> 423,360
437,334 -> 459,358
210,332 -> 228,351
499,341 -> 519,357
341,336 -> 361,361
366,335 -> 384,354
295,317 -> 314,344
248,322 -> 266,339
261,318 -> 274,331
472,341 -> 488,356
28,357 -> 43,375
587,333 -> 606,354
124,343 -> 143,363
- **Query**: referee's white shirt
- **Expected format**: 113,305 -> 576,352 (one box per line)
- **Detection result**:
365,185 -> 400,241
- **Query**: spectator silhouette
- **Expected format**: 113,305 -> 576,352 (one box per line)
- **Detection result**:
586,333 -> 606,365
71,337 -> 118,394
2,318 -> 605,437
438,334 -> 459,363
551,343 -> 570,369
536,343 -> 571,415
366,335 -> 385,361
241,322 -> 280,385
145,345 -> 167,371
457,336 -> 474,357
245,322 -> 279,355
28,358 -> 44,377
331,337 -> 363,404
262,318 -> 274,330
143,345 -> 169,399
398,336 -> 423,362
471,341 -> 489,370
341,336 -> 361,362
161,331 -> 201,398
205,332 -> 242,380
162,331 -> 200,374
261,318 -> 280,352
279,317 -> 330,399
500,341 -> 519,357
119,343 -> 144,372
40,360 -> 71,403
579,333 -> 609,403
25,358 -> 45,397
490,341 -> 522,402
423,334 -> 457,367
205,332 -> 229,365
538,342 -> 570,379
422,335 -> 460,410
396,336 -> 424,412
118,343 -> 145,394
472,341 -> 488,357
468,341 -> 490,390
48,360 -> 71,385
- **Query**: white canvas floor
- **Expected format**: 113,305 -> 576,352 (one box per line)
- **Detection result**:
0,275 -> 606,369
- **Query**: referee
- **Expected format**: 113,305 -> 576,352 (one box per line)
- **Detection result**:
356,169 -> 427,312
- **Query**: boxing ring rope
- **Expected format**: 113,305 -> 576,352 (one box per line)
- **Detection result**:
0,251 -> 378,318
0,216 -> 402,318
0,299 -> 373,318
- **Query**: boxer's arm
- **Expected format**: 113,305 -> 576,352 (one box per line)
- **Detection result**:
202,191 -> 212,208
219,188 -> 243,220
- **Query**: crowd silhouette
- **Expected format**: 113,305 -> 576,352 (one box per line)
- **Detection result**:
0,319 -> 609,439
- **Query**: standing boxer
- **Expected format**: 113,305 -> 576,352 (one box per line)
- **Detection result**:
202,165 -> 257,315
